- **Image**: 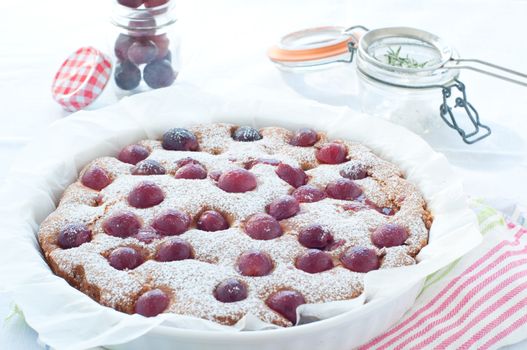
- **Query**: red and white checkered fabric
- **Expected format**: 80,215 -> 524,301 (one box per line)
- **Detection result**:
52,47 -> 112,112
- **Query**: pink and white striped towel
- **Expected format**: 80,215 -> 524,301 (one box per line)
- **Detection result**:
359,200 -> 527,349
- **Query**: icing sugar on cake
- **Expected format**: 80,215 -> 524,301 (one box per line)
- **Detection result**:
38,123 -> 432,327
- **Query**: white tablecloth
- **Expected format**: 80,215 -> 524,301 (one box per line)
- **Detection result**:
0,0 -> 526,348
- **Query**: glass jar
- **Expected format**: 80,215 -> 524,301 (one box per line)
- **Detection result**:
110,0 -> 180,96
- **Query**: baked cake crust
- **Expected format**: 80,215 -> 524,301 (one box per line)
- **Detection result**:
38,123 -> 431,327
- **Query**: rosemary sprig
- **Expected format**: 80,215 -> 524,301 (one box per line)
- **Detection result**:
384,46 -> 428,69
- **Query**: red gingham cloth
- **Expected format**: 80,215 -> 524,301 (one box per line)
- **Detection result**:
359,204 -> 527,350
51,47 -> 112,112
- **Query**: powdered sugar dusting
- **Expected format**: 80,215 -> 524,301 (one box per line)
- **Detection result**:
38,123 -> 431,327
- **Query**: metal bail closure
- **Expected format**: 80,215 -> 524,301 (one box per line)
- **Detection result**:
439,79 -> 491,144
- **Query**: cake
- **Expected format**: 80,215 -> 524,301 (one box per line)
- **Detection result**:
38,123 -> 432,327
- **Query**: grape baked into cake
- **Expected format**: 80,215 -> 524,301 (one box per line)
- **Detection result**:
38,123 -> 432,327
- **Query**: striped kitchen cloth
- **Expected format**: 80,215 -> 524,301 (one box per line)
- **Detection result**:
359,199 -> 527,349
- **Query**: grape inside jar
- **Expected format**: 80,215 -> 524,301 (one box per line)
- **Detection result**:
111,0 -> 179,93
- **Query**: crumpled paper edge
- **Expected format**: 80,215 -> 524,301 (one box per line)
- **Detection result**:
0,84 -> 482,350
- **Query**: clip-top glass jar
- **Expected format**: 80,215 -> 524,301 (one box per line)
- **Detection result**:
110,0 -> 180,96
269,25 -> 527,144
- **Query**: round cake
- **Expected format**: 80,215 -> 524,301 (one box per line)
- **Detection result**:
38,123 -> 432,327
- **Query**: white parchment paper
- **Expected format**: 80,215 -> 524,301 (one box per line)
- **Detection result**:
0,84 -> 482,350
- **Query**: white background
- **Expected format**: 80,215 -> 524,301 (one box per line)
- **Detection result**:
0,0 -> 526,348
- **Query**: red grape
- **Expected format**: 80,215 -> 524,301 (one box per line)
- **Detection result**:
117,0 -> 143,8
244,213 -> 283,240
275,163 -> 307,188
213,278 -> 248,303
371,223 -> 408,248
148,34 -> 170,59
295,250 -> 334,273
325,178 -> 362,200
197,210 -> 229,232
174,164 -> 207,179
155,237 -> 193,262
128,40 -> 158,65
81,165 -> 112,191
175,157 -> 201,168
290,128 -> 319,147
57,223 -> 91,249
152,209 -> 191,236
209,170 -> 222,182
135,289 -> 169,317
265,290 -> 305,324
128,181 -> 164,208
144,0 -> 168,7
316,143 -> 348,164
131,159 -> 166,175
298,224 -> 334,249
237,250 -> 274,276
118,144 -> 149,165
292,185 -> 326,203
114,34 -> 135,61
103,212 -> 142,238
340,246 -> 380,272
162,128 -> 198,151
218,169 -> 257,193
108,247 -> 144,270
267,195 -> 300,220
232,126 -> 262,142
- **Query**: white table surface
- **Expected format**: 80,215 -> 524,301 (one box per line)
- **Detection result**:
1,0 -> 526,349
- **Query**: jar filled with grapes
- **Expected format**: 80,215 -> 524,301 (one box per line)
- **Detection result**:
111,0 -> 179,95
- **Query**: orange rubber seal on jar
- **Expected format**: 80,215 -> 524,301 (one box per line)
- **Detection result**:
268,37 -> 355,63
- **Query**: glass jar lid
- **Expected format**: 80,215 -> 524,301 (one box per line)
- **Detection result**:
356,27 -> 459,88
268,26 -> 360,69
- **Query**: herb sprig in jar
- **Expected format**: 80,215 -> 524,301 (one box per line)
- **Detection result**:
384,46 -> 429,69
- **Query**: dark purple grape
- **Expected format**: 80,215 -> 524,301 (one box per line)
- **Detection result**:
267,195 -> 300,220
340,246 -> 380,272
340,163 -> 368,180
325,178 -> 363,200
108,247 -> 144,270
213,278 -> 248,303
197,210 -> 229,232
237,250 -> 274,276
143,59 -> 176,89
275,163 -> 307,188
292,185 -> 326,203
244,213 -> 282,240
135,289 -> 169,317
290,128 -> 319,147
162,128 -> 198,151
103,212 -> 142,238
128,181 -> 164,208
131,159 -> 166,175
58,223 -> 92,249
114,34 -> 135,61
81,165 -> 112,191
232,126 -> 262,142
371,223 -> 408,248
155,237 -> 193,262
265,290 -> 305,324
295,250 -> 334,273
152,209 -> 191,236
298,224 -> 334,249
114,60 -> 141,91
118,144 -> 149,165
128,12 -> 156,36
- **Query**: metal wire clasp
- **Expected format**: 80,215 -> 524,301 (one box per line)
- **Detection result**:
439,79 -> 491,144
